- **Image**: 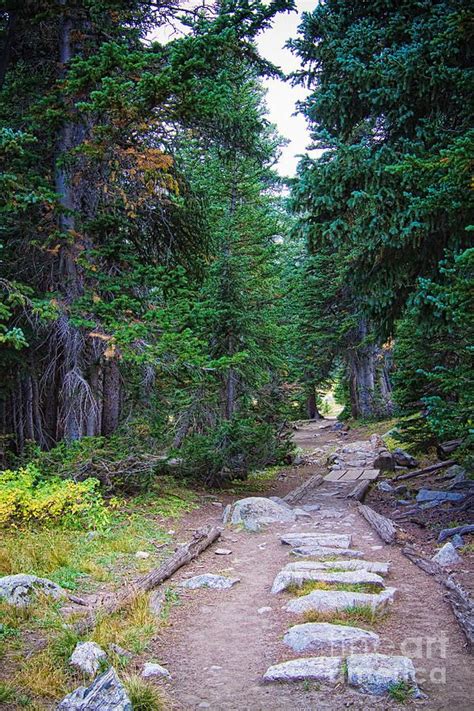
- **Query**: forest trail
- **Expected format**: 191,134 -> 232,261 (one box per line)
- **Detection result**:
152,422 -> 472,711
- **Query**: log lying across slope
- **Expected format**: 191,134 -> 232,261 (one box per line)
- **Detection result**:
284,472 -> 323,505
393,459 -> 455,482
76,524 -> 221,633
357,503 -> 397,544
347,480 -> 371,502
402,546 -> 474,651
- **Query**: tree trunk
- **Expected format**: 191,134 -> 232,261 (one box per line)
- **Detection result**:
348,317 -> 376,418
306,388 -> 322,420
101,359 -> 121,436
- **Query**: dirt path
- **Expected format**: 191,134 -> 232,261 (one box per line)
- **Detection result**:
152,422 -> 472,710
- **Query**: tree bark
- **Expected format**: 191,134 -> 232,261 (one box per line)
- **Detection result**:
284,473 -> 323,505
101,359 -> 121,436
357,503 -> 397,543
348,317 -> 376,418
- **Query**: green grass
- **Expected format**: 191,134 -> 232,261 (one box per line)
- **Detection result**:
226,464 -> 283,494
303,604 -> 385,627
124,675 -> 166,711
0,478 -> 191,708
388,680 -> 416,702
288,580 -> 383,596
0,479 -> 195,592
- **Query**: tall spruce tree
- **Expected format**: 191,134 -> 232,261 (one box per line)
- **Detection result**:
290,0 -> 473,431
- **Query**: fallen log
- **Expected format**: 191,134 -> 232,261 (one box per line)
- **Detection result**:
284,473 -> 323,505
438,524 -> 474,543
402,545 -> 474,650
75,524 -> 221,633
393,460 -> 455,482
347,480 -> 371,502
357,503 -> 397,544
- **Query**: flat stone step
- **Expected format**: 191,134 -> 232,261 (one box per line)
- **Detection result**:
281,533 -> 352,548
286,587 -> 397,614
291,546 -> 364,558
283,622 -> 380,654
263,656 -> 343,684
347,653 -> 420,696
271,569 -> 384,594
284,560 -> 389,574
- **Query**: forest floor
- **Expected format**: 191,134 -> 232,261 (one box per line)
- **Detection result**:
0,420 -> 472,710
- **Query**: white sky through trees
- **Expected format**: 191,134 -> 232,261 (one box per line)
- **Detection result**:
150,1 -> 316,176
257,0 -> 316,176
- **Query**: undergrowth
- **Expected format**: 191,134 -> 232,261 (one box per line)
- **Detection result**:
124,674 -> 166,710
289,580 -> 383,596
302,604 -> 385,627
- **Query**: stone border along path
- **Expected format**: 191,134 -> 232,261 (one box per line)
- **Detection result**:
157,422 -> 472,709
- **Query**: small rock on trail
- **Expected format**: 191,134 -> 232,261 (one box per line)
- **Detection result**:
179,574 -> 240,589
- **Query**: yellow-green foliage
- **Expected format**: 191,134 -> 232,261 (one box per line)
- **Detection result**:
0,464 -> 108,529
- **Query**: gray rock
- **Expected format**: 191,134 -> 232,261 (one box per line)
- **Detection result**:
377,481 -> 394,492
268,496 -> 292,510
301,504 -> 321,512
444,464 -> 466,480
431,542 -> 462,567
284,560 -> 389,574
271,569 -> 384,594
291,546 -> 364,559
286,587 -> 397,614
257,606 -> 272,614
0,574 -> 64,607
230,497 -> 296,530
293,507 -> 313,520
392,449 -> 418,468
447,468 -> 467,489
416,488 -> 464,503
222,504 -> 231,525
148,589 -> 165,616
70,642 -> 107,676
263,656 -> 343,684
280,532 -> 352,548
373,450 -> 394,471
179,574 -> 240,590
214,548 -> 232,555
451,534 -> 465,549
141,662 -> 171,679
57,668 -> 132,710
346,653 -> 419,696
283,622 -> 380,654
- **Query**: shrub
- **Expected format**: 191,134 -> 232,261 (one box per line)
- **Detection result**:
0,464 -> 108,529
178,415 -> 290,486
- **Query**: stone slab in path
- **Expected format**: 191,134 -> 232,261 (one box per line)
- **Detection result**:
346,653 -> 420,696
291,546 -> 364,558
263,656 -> 343,684
284,560 -> 389,574
179,574 -> 240,590
280,532 -> 352,548
271,568 -> 385,594
283,622 -> 380,654
230,497 -> 297,530
286,587 -> 397,614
